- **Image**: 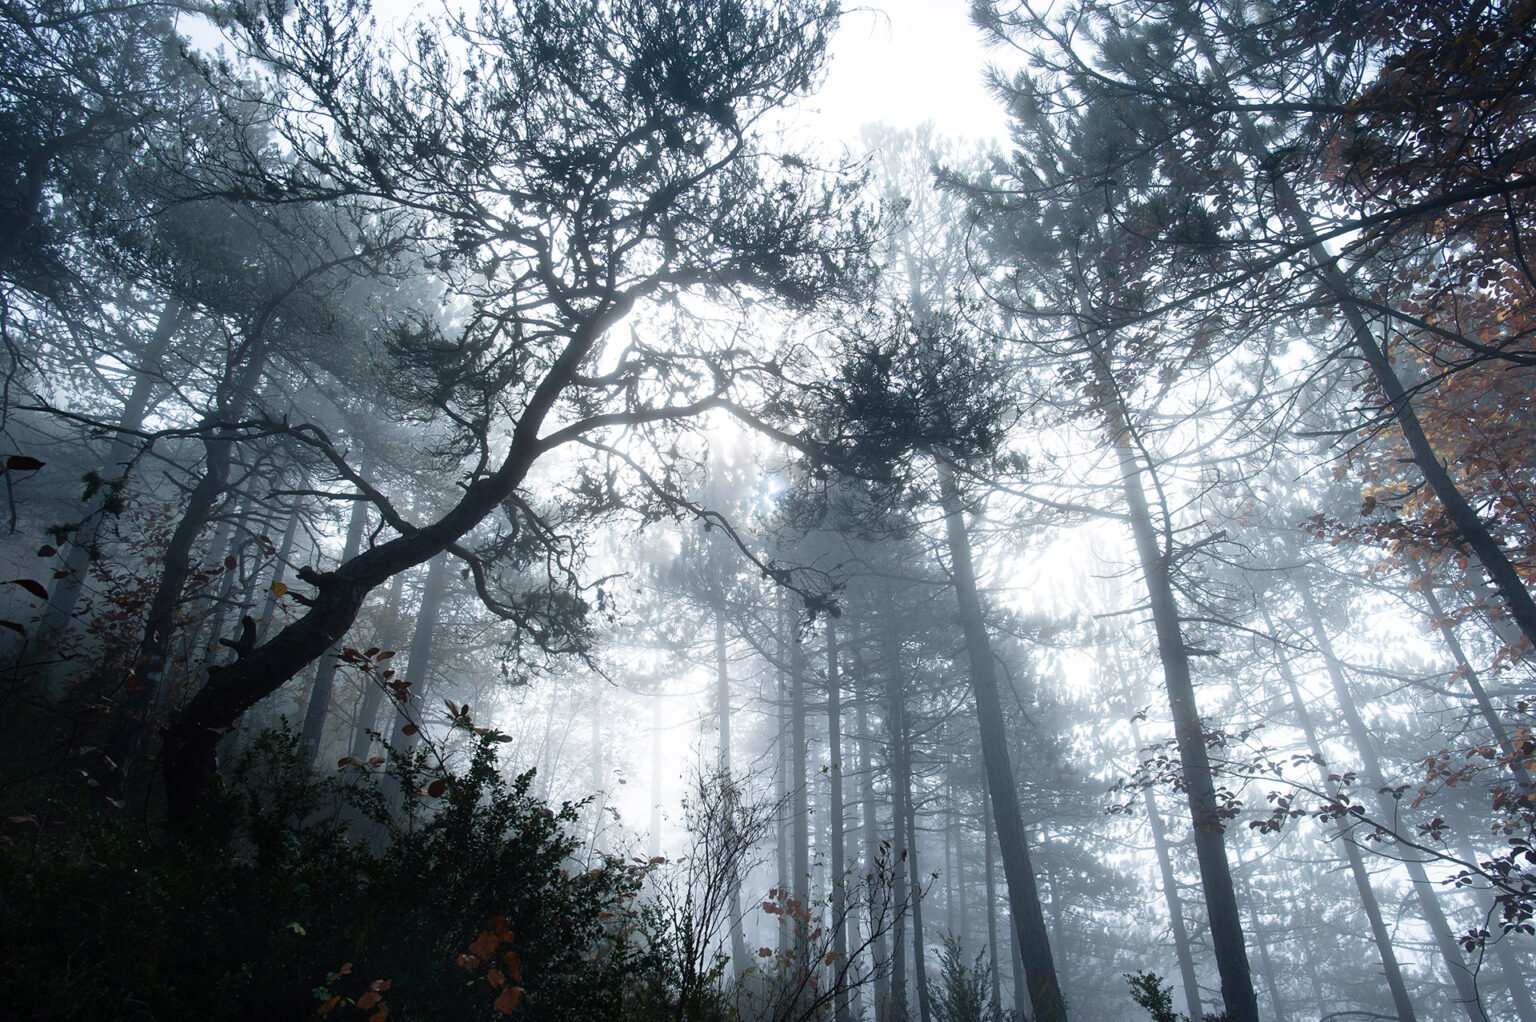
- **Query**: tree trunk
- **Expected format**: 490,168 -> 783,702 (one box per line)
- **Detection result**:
1213,70 -> 1536,656
378,552 -> 449,806
828,617 -> 851,1022
1130,718 -> 1204,1022
1260,603 -> 1417,1022
983,790 -> 1002,1011
348,572 -> 407,763
934,456 -> 1068,1021
1092,370 -> 1260,1022
1297,577 -> 1487,1022
882,607 -> 911,1021
714,589 -> 750,983
1407,554 -> 1533,791
851,628 -> 892,1022
905,786 -> 933,1022
160,307 -> 625,824
37,299 -> 183,665
302,476 -> 371,765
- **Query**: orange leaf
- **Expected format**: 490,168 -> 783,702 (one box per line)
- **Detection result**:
316,995 -> 342,1016
493,986 -> 524,1014
357,992 -> 380,1011
469,931 -> 499,959
369,1007 -> 389,1022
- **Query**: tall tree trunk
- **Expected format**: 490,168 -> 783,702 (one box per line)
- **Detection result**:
828,618 -> 851,1022
112,341 -> 270,789
934,456 -> 1068,1021
1130,718 -> 1204,1022
348,572 -> 407,763
983,790 -> 1002,1011
1260,603 -> 1418,1022
851,629 -> 892,1022
714,588 -> 750,983
302,479 -> 371,765
378,553 -> 450,807
1407,555 -> 1533,791
37,299 -> 184,665
905,790 -> 933,1022
1297,578 -> 1487,1022
1092,369 -> 1260,1022
882,606 -> 911,1022
791,610 -> 810,911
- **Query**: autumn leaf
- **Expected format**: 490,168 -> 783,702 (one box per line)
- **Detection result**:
487,966 -> 506,989
469,930 -> 500,959
503,949 -> 523,983
270,581 -> 289,597
4,455 -> 44,471
316,995 -> 342,1016
427,778 -> 448,798
401,723 -> 418,736
357,991 -> 381,1011
493,986 -> 524,1014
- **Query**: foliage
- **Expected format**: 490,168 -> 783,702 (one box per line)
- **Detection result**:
0,726 -> 648,1020
1126,972 -> 1227,1022
930,935 -> 1014,1022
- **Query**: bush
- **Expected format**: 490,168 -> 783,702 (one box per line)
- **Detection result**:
0,726 -> 648,1020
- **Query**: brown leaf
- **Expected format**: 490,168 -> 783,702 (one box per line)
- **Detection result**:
487,966 -> 506,989
469,930 -> 500,959
503,949 -> 523,984
427,778 -> 447,798
401,724 -> 419,736
316,995 -> 342,1016
493,986 -> 524,1014
357,991 -> 380,1011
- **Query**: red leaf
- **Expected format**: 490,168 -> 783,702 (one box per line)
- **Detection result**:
493,986 -> 523,1014
4,455 -> 44,471
6,578 -> 47,600
402,724 -> 419,736
469,930 -> 499,959
427,778 -> 447,798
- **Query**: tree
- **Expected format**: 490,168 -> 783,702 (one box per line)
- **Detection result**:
155,0 -> 869,823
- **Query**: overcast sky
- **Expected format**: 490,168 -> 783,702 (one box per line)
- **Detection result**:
795,0 -> 1009,145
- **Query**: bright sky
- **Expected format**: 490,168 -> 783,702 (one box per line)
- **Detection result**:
179,1 -> 1008,146
794,0 -> 1009,145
